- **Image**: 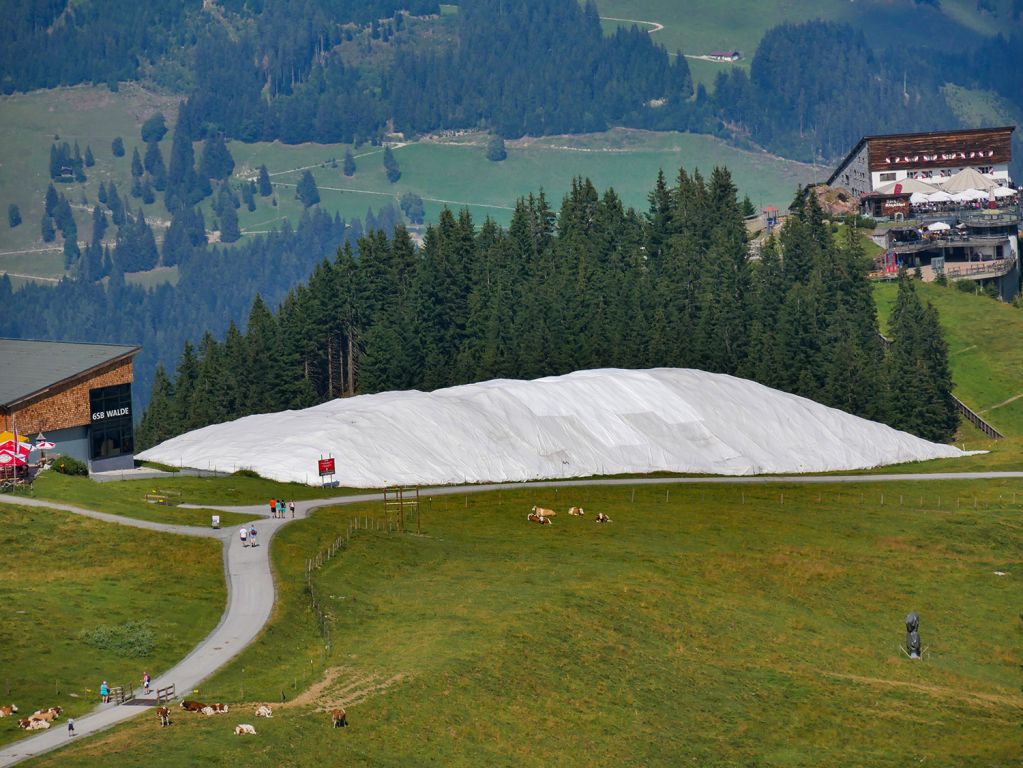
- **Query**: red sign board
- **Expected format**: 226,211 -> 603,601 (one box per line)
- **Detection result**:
318,458 -> 336,476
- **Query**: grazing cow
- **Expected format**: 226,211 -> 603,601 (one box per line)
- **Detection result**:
180,700 -> 207,712
234,724 -> 257,735
254,705 -> 273,718
568,507 -> 584,516
156,706 -> 171,727
595,512 -> 612,523
531,506 -> 556,517
0,704 -> 18,718
331,708 -> 348,728
526,512 -> 552,525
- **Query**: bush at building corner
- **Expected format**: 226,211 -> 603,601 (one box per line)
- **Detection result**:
56,456 -> 89,476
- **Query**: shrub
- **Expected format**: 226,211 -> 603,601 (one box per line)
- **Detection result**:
954,279 -> 977,294
79,621 -> 156,657
934,272 -> 948,287
232,468 -> 262,478
56,455 -> 88,475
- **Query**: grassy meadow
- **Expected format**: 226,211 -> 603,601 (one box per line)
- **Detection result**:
874,281 -> 1023,436
29,479 -> 1023,766
596,0 -> 1015,89
29,471 -> 367,526
1,86 -> 813,283
0,504 -> 224,747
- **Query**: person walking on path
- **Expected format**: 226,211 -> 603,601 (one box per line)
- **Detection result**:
269,498 -> 276,518
278,499 -> 285,518
249,525 -> 258,547
240,526 -> 248,547
143,672 -> 151,696
289,500 -> 296,518
100,681 -> 109,704
67,718 -> 75,737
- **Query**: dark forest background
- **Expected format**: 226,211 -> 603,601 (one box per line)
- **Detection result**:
3,0 -> 1022,169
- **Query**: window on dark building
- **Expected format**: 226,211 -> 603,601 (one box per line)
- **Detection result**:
89,384 -> 134,460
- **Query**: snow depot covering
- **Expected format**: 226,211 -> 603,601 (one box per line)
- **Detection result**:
139,368 -> 971,486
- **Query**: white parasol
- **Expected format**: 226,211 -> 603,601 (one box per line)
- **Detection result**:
927,221 -> 951,232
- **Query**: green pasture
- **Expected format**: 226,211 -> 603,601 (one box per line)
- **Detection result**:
874,281 -> 1023,436
2,86 -> 813,282
29,471 -> 366,526
32,479 -> 1023,766
0,85 -> 180,268
596,0 -> 1013,74
0,504 -> 224,747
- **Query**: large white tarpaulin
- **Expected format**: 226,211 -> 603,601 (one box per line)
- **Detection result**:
139,369 -> 972,486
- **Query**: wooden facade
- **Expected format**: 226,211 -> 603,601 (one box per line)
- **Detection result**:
866,126 -> 1014,172
0,358 -> 134,436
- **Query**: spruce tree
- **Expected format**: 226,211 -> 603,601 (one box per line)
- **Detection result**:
131,147 -> 144,178
200,134 -> 235,181
144,141 -> 167,190
7,204 -> 21,228
84,145 -> 95,167
296,170 -> 320,207
383,146 -> 401,183
136,364 -> 176,450
40,215 -> 55,242
486,134 -> 507,161
219,200 -> 241,243
342,150 -> 356,177
111,137 -> 125,157
97,181 -> 108,205
140,112 -> 168,144
257,164 -> 273,196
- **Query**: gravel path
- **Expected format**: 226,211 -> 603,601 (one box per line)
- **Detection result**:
2,469 -> 1021,764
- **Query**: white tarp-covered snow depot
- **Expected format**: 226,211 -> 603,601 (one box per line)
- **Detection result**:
139,368 -> 973,486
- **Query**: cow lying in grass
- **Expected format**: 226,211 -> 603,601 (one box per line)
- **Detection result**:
255,705 -> 273,718
0,704 -> 18,718
156,706 -> 171,727
595,512 -> 612,523
180,700 -> 206,712
18,718 -> 50,730
527,511 -> 552,525
201,703 -> 229,715
234,723 -> 256,735
531,506 -> 555,518
568,506 -> 584,516
332,707 -> 348,728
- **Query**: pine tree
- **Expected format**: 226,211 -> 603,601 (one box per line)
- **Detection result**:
200,134 -> 235,181
140,112 -> 168,144
258,164 -> 272,196
136,364 -> 176,450
486,134 -> 507,161
97,181 -> 108,205
111,137 -> 125,157
84,145 -> 95,167
383,146 -> 401,183
41,214 -> 56,242
171,342 -> 200,431
343,150 -> 356,177
144,141 -> 167,190
219,200 -> 241,243
45,184 -> 58,217
131,147 -> 144,178
296,170 -> 320,207
8,204 -> 21,228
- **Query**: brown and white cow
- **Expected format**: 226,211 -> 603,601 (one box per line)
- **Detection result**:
30,707 -> 61,723
156,707 -> 171,727
180,700 -> 207,712
331,707 -> 348,728
254,705 -> 273,718
209,703 -> 229,714
526,512 -> 552,525
531,506 -> 556,517
19,718 -> 50,731
595,512 -> 612,523
0,704 -> 18,718
568,506 -> 584,516
234,723 -> 256,735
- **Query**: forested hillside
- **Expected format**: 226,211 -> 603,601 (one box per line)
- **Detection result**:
136,172 -> 957,449
3,1 -> 1020,164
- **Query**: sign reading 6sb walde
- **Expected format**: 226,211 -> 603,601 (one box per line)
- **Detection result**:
89,383 -> 134,460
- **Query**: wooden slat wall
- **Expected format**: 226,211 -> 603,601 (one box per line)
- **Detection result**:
867,127 -> 1013,171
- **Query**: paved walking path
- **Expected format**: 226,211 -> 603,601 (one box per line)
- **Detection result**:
2,468 -> 1022,764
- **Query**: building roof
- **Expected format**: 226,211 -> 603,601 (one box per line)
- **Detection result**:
0,338 -> 140,408
827,125 -> 1016,186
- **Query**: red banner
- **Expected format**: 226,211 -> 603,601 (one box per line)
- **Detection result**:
318,457 -> 336,476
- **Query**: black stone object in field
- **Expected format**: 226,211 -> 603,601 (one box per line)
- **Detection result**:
906,612 -> 921,659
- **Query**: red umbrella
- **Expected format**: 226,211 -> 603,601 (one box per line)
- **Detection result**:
0,449 -> 26,467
